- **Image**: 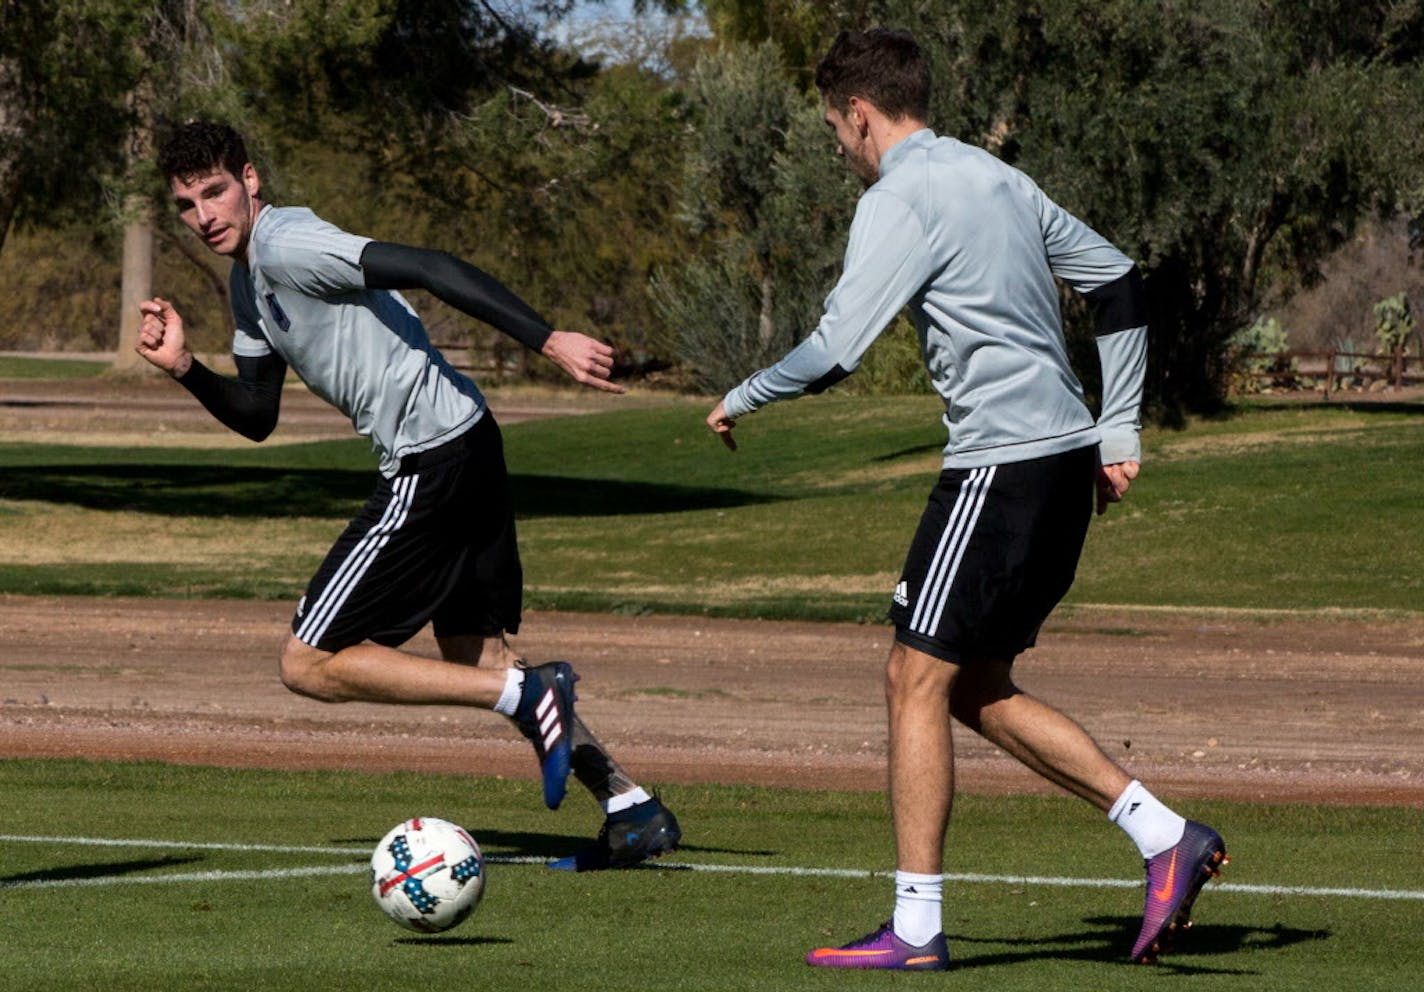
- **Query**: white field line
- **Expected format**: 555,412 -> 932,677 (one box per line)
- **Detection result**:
3,834 -> 1422,902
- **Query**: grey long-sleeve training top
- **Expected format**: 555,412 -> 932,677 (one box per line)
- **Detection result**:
722,128 -> 1148,469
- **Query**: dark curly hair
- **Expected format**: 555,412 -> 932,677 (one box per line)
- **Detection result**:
814,29 -> 930,122
157,121 -> 250,183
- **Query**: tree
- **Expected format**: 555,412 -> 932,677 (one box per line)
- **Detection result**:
650,41 -> 857,391
874,0 -> 1424,415
700,0 -> 872,79
0,2 -> 144,255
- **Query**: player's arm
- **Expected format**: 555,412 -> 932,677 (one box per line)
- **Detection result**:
709,191 -> 932,447
1084,265 -> 1147,466
358,241 -> 621,393
136,297 -> 285,441
176,352 -> 286,442
1035,191 -> 1148,512
1086,271 -> 1146,514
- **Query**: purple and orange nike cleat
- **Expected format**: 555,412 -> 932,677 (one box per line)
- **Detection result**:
1131,819 -> 1228,963
806,922 -> 950,971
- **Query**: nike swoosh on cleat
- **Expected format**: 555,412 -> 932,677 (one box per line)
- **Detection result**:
812,950 -> 890,959
904,955 -> 940,966
1152,850 -> 1180,902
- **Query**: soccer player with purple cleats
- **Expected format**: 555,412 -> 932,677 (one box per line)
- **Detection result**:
806,922 -> 950,971
1131,819 -> 1229,964
548,794 -> 681,871
512,661 -> 577,810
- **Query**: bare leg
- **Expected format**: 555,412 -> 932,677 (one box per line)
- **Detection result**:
949,658 -> 1130,811
437,632 -> 520,670
279,633 -> 504,706
886,641 -> 959,874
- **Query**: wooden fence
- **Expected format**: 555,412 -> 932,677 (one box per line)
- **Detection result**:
1236,348 -> 1422,399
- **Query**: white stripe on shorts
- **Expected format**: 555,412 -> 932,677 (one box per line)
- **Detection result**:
909,465 -> 995,636
295,474 -> 419,646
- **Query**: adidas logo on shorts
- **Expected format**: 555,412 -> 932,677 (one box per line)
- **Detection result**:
893,581 -> 909,607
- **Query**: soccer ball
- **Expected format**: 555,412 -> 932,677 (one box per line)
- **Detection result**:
370,817 -> 485,933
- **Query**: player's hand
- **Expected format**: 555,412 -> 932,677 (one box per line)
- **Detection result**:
706,401 -> 737,452
541,330 -> 624,394
135,297 -> 193,378
1096,460 -> 1140,515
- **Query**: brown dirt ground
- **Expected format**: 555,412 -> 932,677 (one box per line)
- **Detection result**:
3,375 -> 1423,809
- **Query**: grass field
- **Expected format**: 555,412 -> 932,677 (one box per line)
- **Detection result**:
0,355 -> 107,379
3,370 -> 1421,989
1,393 -> 1421,617
2,759 -> 1422,992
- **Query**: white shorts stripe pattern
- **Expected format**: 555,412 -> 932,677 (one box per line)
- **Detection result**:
296,474 -> 419,646
888,446 -> 1095,664
909,465 -> 995,635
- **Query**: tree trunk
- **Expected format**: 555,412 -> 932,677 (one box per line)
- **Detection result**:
0,53 -> 27,257
757,265 -> 774,349
113,69 -> 154,372
113,197 -> 154,371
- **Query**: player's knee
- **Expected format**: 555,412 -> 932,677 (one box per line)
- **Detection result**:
278,637 -> 329,700
885,640 -> 953,702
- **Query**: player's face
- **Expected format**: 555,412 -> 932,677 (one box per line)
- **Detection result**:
824,98 -> 879,188
170,163 -> 261,258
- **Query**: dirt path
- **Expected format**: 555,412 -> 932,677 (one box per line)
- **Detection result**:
3,596 -> 1421,807
4,376 -> 1422,807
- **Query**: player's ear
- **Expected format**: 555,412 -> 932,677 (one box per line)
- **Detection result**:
848,96 -> 870,135
242,162 -> 261,199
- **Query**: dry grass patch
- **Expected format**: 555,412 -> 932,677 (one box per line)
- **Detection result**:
531,571 -> 897,606
0,501 -> 330,567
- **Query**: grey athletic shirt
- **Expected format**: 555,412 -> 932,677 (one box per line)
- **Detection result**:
722,129 -> 1147,468
229,206 -> 485,477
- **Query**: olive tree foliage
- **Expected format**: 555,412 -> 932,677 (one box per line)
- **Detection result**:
218,0 -> 699,371
699,0 -> 874,77
875,0 -> 1424,415
650,42 -> 857,392
684,0 -> 1424,411
0,1 -> 249,360
0,1 -> 147,254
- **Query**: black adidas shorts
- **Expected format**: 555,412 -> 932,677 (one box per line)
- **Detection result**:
292,413 -> 522,652
888,445 -> 1095,664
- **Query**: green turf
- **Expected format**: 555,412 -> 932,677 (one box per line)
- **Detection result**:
1,397 -> 1421,616
0,759 -> 1419,991
0,355 -> 107,379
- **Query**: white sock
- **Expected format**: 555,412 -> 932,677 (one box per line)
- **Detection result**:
492,668 -> 523,716
892,871 -> 943,946
601,787 -> 651,816
1109,780 -> 1187,858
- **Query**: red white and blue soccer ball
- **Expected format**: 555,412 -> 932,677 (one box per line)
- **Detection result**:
370,817 -> 486,933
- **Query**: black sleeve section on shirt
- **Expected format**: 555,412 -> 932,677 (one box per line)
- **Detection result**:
359,241 -> 553,352
175,352 -> 286,442
804,364 -> 852,395
1083,266 -> 1147,337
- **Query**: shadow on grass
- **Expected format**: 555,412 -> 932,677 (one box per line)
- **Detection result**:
0,855 -> 204,887
336,828 -> 769,863
0,464 -> 779,518
393,935 -> 514,946
871,441 -> 942,462
950,915 -> 1329,974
